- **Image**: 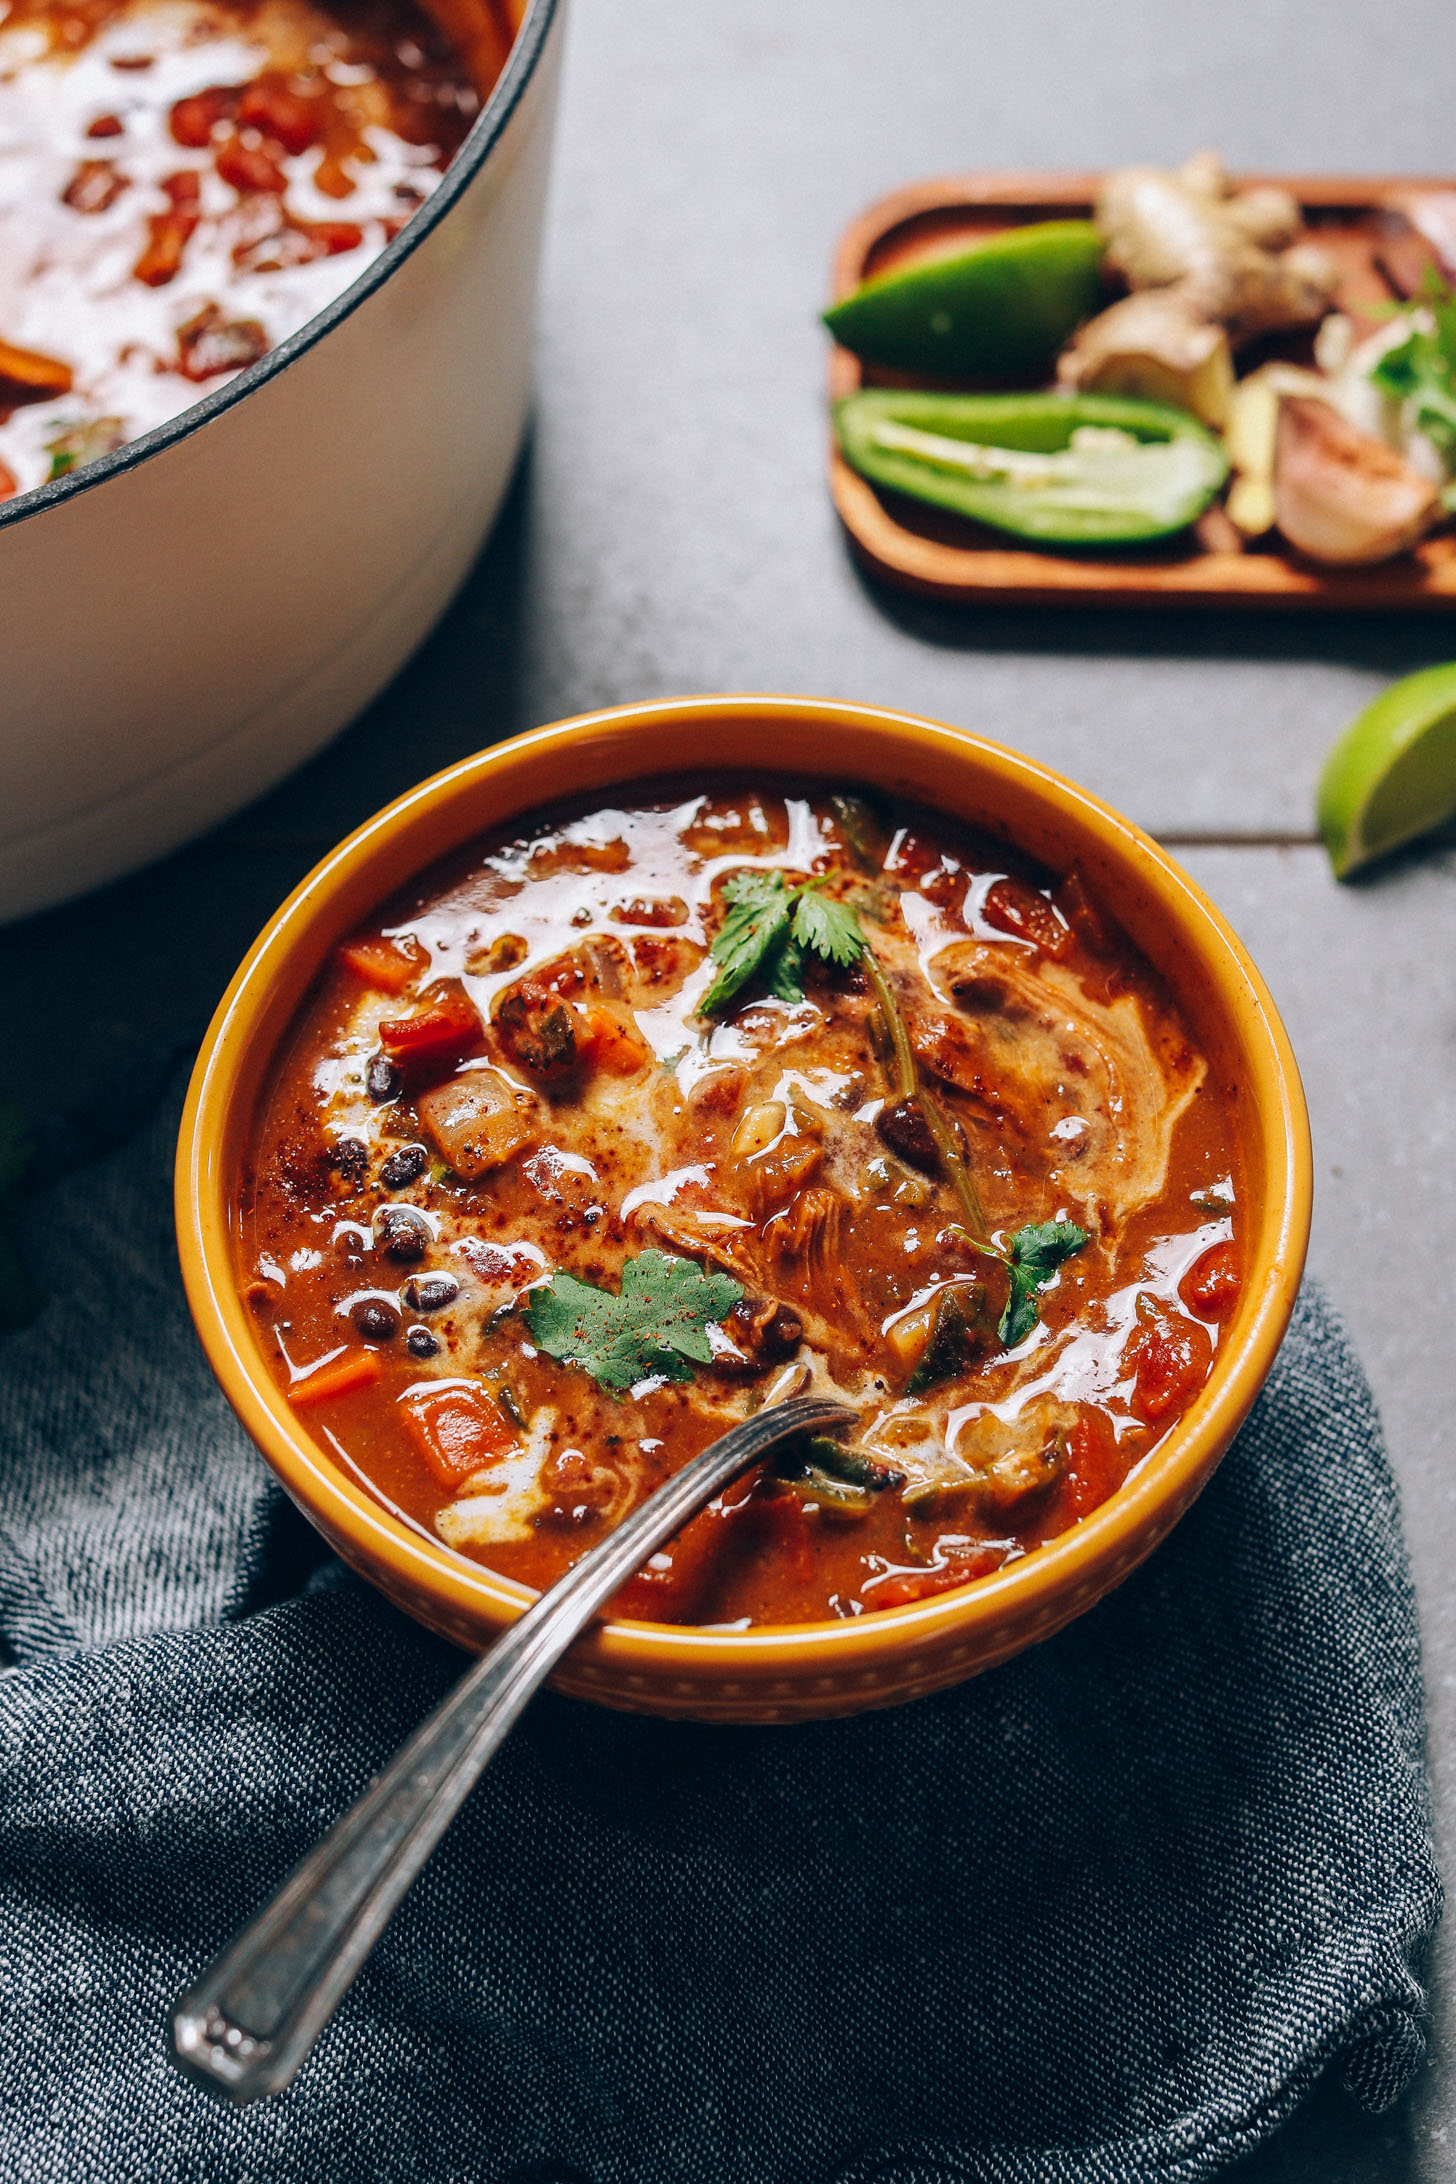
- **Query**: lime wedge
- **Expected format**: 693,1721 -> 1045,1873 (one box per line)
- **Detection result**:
1317,662 -> 1456,878
823,221 -> 1104,383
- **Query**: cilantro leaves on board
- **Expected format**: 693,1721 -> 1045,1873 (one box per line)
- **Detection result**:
997,1221 -> 1089,1348
1370,273 -> 1456,485
699,872 -> 866,1016
524,1250 -> 744,1392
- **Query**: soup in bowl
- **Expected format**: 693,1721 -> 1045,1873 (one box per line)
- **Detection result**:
178,697 -> 1312,1719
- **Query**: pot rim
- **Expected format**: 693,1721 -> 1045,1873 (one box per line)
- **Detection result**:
177,694 -> 1313,1683
0,0 -> 560,537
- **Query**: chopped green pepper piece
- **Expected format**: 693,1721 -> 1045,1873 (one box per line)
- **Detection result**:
835,390 -> 1228,546
824,221 -> 1104,383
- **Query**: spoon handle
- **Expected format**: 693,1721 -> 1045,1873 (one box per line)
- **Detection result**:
169,1393 -> 854,2102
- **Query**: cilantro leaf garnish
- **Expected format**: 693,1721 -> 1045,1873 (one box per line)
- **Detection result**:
699,871 -> 794,1015
700,872 -> 865,1016
997,1221 -> 1088,1348
524,1249 -> 744,1391
790,889 -> 864,967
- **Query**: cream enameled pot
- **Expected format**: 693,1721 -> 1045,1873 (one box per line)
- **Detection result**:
0,0 -> 563,924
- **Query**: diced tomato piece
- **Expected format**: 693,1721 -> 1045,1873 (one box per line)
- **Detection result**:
1179,1240 -> 1242,1323
133,174 -> 201,287
86,113 -> 124,139
299,219 -> 364,256
134,211 -> 196,285
377,984 -> 483,1074
169,85 -> 238,147
216,135 -> 287,194
337,933 -> 424,994
982,876 -> 1071,956
610,1474 -> 759,1622
1126,1293 -> 1213,1423
578,1004 -> 651,1075
176,304 -> 268,382
287,1347 -> 381,1408
401,1384 -> 520,1488
1052,869 -> 1114,956
0,461 -> 17,503
237,73 -> 319,155
870,1547 -> 1003,1610
1059,1409 -> 1123,1522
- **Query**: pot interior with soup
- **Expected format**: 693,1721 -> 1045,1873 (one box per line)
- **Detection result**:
0,0 -> 520,501
239,778 -> 1245,1627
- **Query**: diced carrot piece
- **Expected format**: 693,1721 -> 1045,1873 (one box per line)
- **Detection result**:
0,337 -> 73,400
287,1348 -> 381,1408
337,933 -> 424,994
401,1384 -> 520,1488
579,1004 -> 652,1075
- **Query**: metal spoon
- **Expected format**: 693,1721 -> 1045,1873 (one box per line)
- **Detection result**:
169,1393 -> 855,2102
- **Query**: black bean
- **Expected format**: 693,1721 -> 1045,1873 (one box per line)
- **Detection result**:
351,1298 -> 401,1342
406,1326 -> 439,1358
380,1144 -> 429,1190
375,1206 -> 430,1262
330,1136 -> 369,1185
403,1272 -> 459,1314
875,1097 -> 939,1175
367,1054 -> 401,1103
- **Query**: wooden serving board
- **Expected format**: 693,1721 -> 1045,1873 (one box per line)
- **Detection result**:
827,171 -> 1456,610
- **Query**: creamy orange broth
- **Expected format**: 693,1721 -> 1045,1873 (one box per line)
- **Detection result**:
238,779 -> 1244,1626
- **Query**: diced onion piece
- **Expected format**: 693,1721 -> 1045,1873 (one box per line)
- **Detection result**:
417,1070 -> 538,1180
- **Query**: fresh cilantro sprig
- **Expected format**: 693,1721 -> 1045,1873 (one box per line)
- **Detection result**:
699,872 -> 864,1016
524,1249 -> 744,1391
1370,272 -> 1456,482
996,1221 -> 1088,1347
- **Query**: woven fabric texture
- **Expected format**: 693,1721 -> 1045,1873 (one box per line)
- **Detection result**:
0,1088 -> 1440,2184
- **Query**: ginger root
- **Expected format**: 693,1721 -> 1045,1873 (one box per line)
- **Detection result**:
1095,153 -> 1339,342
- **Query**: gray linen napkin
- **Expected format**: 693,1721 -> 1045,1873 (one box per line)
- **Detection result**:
0,1081 -> 1440,2184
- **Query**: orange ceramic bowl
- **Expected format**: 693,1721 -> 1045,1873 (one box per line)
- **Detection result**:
177,696 -> 1312,1722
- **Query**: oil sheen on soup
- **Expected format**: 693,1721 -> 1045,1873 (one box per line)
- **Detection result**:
240,779 -> 1245,1627
0,0 -> 519,499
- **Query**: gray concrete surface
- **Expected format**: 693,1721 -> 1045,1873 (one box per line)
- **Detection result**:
3,1 -> 1454,2170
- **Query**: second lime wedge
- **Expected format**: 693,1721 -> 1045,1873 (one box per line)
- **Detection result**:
1317,662 -> 1456,878
824,221 -> 1104,383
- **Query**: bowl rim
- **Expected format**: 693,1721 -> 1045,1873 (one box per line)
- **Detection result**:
0,0 -> 560,537
177,693 -> 1313,1676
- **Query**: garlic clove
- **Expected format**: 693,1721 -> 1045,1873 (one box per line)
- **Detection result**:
1273,394 -> 1441,565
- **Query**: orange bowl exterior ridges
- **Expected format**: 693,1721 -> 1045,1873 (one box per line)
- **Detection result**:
176,696 -> 1312,1722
